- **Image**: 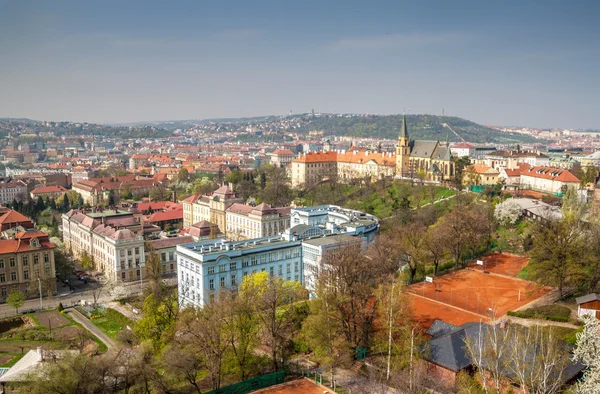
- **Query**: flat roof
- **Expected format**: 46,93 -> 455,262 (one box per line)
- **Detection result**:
86,209 -> 132,218
302,234 -> 360,247
180,236 -> 300,256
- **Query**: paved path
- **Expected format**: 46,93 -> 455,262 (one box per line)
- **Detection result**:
66,308 -> 119,352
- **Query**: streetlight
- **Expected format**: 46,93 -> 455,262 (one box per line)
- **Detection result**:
37,278 -> 43,310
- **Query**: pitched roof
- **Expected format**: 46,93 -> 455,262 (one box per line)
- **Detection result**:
451,142 -> 474,149
576,293 -> 600,305
31,185 -> 67,195
410,140 -> 439,159
272,149 -> 295,155
227,203 -> 254,215
521,166 -> 580,183
465,164 -> 500,175
150,236 -> 195,249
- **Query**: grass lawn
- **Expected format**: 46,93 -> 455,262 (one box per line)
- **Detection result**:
91,308 -> 132,340
0,353 -> 24,368
517,265 -> 530,280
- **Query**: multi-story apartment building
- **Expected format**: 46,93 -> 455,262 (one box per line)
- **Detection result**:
0,181 -> 28,204
225,203 -> 291,240
62,209 -> 146,282
0,207 -> 34,231
0,229 -> 56,301
177,204 -> 379,307
73,176 -> 162,206
181,186 -> 243,230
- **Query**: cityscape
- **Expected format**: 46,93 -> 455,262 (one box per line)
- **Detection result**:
0,1 -> 599,394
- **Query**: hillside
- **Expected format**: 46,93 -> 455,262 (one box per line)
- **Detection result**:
296,114 -> 541,144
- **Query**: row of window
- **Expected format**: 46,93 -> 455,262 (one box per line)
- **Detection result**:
0,253 -> 50,268
0,267 -> 50,282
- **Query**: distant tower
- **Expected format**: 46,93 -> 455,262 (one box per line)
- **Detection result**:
395,115 -> 411,177
311,109 -> 315,118
91,133 -> 95,152
442,108 -> 445,116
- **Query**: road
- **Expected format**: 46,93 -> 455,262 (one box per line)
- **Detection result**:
66,308 -> 119,351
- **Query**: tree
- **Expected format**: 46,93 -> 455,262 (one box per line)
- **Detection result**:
149,185 -> 172,202
529,215 -> 584,297
80,251 -> 93,269
163,340 -> 204,393
144,242 -> 162,296
178,167 -> 189,183
134,289 -> 179,352
240,272 -> 306,371
494,199 -> 522,226
54,249 -> 74,283
424,224 -> 447,276
397,222 -> 428,283
7,288 -> 25,314
573,314 -> 600,393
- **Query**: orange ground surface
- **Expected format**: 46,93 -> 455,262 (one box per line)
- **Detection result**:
505,190 -> 545,199
408,264 -> 550,330
253,378 -> 335,394
468,253 -> 530,277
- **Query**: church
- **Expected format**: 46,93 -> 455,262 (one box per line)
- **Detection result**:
290,115 -> 454,187
395,115 -> 455,181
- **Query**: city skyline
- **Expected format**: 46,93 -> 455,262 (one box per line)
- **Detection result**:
1,0 -> 599,129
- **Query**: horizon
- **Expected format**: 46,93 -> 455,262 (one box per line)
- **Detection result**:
1,1 -> 599,129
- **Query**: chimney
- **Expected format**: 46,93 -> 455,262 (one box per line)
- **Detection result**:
37,346 -> 44,361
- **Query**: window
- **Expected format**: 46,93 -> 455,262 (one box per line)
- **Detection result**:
295,275 -> 299,281
170,263 -> 174,271
1,288 -> 5,297
128,249 -> 132,256
9,258 -> 15,267
242,259 -> 249,268
231,275 -> 237,286
135,258 -> 140,267
260,254 -> 266,264
44,253 -> 49,263
135,247 -> 140,255
219,264 -> 226,273
230,262 -> 237,271
22,256 -> 28,266
169,252 -> 174,261
121,272 -> 126,280
161,253 -> 166,262
208,266 -> 215,274
251,256 -> 257,266
209,279 -> 215,290
136,270 -> 140,278
10,272 -> 16,281
286,263 -> 291,274
243,272 -> 248,277
45,266 -> 51,275
278,265 -> 282,276
33,255 -> 38,265
220,277 -> 225,288
24,270 -> 29,280
295,261 -> 299,272
0,260 -> 3,269
269,266 -> 274,276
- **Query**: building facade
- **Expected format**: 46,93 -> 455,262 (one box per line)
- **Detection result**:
291,116 -> 453,187
0,230 -> 56,301
181,186 -> 244,230
177,204 -> 379,308
62,209 -> 146,282
0,181 -> 28,204
225,203 -> 291,240
270,149 -> 295,168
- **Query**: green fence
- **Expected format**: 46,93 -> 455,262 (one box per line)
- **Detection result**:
205,371 -> 286,394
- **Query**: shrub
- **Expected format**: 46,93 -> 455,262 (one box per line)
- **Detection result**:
57,303 -> 64,312
507,305 -> 572,322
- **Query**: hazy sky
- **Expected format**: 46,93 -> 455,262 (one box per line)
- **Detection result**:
1,0 -> 599,128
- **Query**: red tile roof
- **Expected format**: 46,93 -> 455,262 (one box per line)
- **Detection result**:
521,166 -> 580,183
31,185 -> 68,195
272,149 -> 295,155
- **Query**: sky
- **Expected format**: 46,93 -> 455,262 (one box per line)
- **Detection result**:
0,0 -> 599,129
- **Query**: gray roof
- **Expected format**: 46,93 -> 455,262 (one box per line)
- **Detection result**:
433,146 -> 453,161
423,321 -> 585,384
399,115 -> 408,138
302,234 -> 359,247
576,293 -> 600,305
426,319 -> 459,338
410,140 -> 439,159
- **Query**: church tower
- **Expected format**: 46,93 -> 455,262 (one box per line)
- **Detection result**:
396,115 -> 410,176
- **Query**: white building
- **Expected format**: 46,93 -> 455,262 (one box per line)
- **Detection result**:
177,204 -> 380,308
62,209 -> 146,282
177,236 -> 303,307
519,166 -> 580,194
0,181 -> 28,204
225,203 -> 291,240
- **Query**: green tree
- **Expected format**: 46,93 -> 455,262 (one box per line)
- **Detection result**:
80,251 -> 93,269
178,167 -> 189,183
529,216 -> 584,297
7,288 -> 25,314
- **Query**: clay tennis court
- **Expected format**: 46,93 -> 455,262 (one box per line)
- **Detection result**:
468,253 -> 530,277
408,261 -> 550,330
253,378 -> 335,394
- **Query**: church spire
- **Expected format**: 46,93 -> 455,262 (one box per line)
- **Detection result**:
400,114 -> 408,139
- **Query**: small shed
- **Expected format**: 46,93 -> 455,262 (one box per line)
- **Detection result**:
575,293 -> 600,318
